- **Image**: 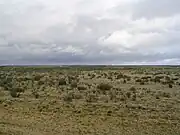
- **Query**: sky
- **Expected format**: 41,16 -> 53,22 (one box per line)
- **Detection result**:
0,0 -> 180,65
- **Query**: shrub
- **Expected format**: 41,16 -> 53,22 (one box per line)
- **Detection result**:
124,75 -> 130,79
59,78 -> 67,85
165,76 -> 171,81
108,76 -> 113,80
161,81 -> 167,85
140,81 -> 145,85
67,76 -> 76,84
77,85 -> 87,90
97,83 -> 113,91
116,74 -> 124,79
14,87 -> 24,93
73,92 -> 83,99
132,94 -> 136,101
109,90 -> 117,100
168,84 -> 173,88
126,92 -> 131,98
135,79 -> 142,83
63,92 -> 73,102
86,93 -> 98,103
107,110 -> 112,116
10,89 -> 20,98
0,77 -> 13,91
154,76 -> 161,83
141,76 -> 151,80
34,74 -> 42,81
91,74 -> 96,78
129,86 -> 136,93
70,82 -> 78,88
162,92 -> 171,98
38,80 -> 44,85
32,91 -> 40,99
172,77 -> 178,81
103,73 -> 108,78
167,80 -> 174,84
176,82 -> 180,85
120,95 -> 126,101
127,77 -> 131,81
99,95 -> 109,103
156,95 -> 160,99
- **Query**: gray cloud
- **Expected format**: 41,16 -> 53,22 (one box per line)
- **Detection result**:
132,0 -> 180,19
0,0 -> 180,65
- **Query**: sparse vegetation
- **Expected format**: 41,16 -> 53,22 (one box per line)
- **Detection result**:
0,66 -> 180,135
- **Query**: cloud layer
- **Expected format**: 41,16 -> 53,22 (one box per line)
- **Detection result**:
0,0 -> 180,65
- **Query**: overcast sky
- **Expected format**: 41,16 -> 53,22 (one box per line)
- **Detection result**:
0,0 -> 180,65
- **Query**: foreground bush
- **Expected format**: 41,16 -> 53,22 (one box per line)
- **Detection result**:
10,89 -> 20,98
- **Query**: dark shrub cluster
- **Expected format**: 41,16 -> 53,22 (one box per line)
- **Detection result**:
97,83 -> 113,91
10,89 -> 20,98
59,78 -> 67,85
77,85 -> 87,90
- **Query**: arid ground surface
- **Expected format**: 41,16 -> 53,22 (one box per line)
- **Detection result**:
0,66 -> 180,135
